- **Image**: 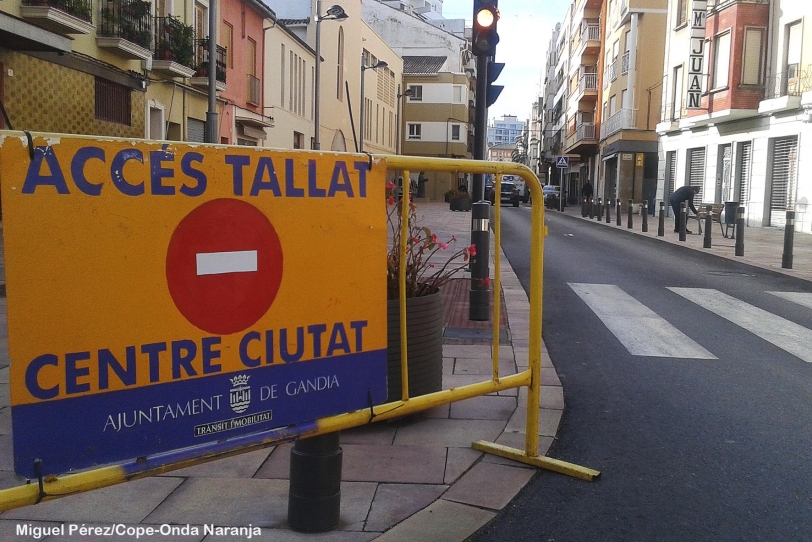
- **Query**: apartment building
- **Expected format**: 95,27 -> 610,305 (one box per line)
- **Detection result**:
538,23 -> 562,187
656,0 -> 811,233
487,115 -> 525,147
599,0 -> 667,208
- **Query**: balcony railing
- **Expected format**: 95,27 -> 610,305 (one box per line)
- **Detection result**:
610,60 -> 618,82
762,66 -> 811,100
247,74 -> 260,105
99,0 -> 153,49
22,0 -> 92,22
579,73 -> 598,93
582,22 -> 600,43
660,100 -> 686,123
153,16 -> 195,68
194,39 -> 227,83
621,51 -> 630,75
604,108 -> 637,137
577,122 -> 596,141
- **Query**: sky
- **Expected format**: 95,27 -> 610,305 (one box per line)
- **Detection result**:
440,0 -> 571,122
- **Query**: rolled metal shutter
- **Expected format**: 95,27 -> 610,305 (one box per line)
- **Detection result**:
688,147 -> 705,200
737,141 -> 751,205
769,136 -> 798,227
187,118 -> 205,143
666,151 -> 676,201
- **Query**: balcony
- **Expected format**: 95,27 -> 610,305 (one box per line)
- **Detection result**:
20,0 -> 94,34
621,51 -> 630,76
577,72 -> 598,102
603,108 -> 637,138
758,66 -> 810,115
152,16 -> 196,78
564,122 -> 597,152
190,39 -> 227,92
97,0 -> 153,60
576,21 -> 600,62
247,74 -> 260,106
605,60 -> 618,87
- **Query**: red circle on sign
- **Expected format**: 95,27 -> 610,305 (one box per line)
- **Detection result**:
166,198 -> 283,335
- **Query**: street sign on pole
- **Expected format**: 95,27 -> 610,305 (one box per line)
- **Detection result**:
1,134 -> 389,477
556,156 -> 569,169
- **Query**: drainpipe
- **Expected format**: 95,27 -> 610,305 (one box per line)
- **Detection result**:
765,0 -> 777,85
627,13 -> 639,113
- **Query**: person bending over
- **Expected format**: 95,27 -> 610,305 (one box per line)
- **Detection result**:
670,185 -> 700,233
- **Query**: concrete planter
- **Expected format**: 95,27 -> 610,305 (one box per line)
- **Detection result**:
386,289 -> 444,401
449,196 -> 472,212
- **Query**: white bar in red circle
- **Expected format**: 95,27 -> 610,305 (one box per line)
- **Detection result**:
196,250 -> 258,276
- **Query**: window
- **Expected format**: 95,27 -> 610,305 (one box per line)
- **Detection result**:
195,2 -> 207,38
672,64 -> 683,120
711,32 -> 731,89
609,94 -> 617,116
785,21 -> 802,95
453,85 -> 463,103
247,38 -> 256,76
741,28 -> 764,85
452,125 -> 461,140
407,123 -> 421,139
408,85 -> 423,101
677,0 -> 688,27
293,132 -> 304,149
602,100 -> 608,121
222,22 -> 233,69
621,89 -> 627,109
95,77 -> 131,125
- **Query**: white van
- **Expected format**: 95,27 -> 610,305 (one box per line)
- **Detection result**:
503,175 -> 528,203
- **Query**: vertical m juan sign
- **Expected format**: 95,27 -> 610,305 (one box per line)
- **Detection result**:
686,0 -> 707,110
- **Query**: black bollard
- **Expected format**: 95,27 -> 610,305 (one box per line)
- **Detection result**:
288,433 -> 342,532
679,201 -> 687,241
782,210 -> 795,269
581,197 -> 586,217
658,201 -> 665,236
597,197 -> 603,220
703,204 -> 712,248
605,199 -> 611,223
735,207 -> 745,256
642,201 -> 648,232
588,198 -> 594,219
627,199 -> 633,229
616,198 -> 621,226
470,201 -> 490,320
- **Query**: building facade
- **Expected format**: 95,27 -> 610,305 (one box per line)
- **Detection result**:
656,0 -> 811,234
487,114 -> 525,147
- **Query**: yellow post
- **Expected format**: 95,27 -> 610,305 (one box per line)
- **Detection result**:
492,172 -> 502,381
399,169 -> 411,402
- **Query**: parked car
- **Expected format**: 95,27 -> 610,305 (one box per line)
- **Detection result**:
543,185 -> 564,209
484,177 -> 494,201
490,181 -> 521,207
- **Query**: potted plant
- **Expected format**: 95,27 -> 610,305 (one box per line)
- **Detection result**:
386,182 -> 478,400
449,188 -> 472,212
444,188 -> 458,203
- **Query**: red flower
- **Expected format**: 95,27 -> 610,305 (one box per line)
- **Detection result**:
468,244 -> 476,257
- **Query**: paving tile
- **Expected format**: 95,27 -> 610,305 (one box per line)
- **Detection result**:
2,477 -> 183,523
0,367 -> 8,384
161,448 -> 273,479
443,447 -> 482,484
0,385 -> 8,410
449,395 -> 516,421
0,406 -> 10,435
334,481 -> 378,532
452,358 -> 517,376
505,407 -> 562,438
204,529 -> 377,542
442,357 -> 454,376
421,403 -> 450,419
340,423 -> 397,445
253,443 -> 292,479
364,483 -> 447,533
442,462 -> 535,510
341,444 -> 446,484
442,373 -> 493,390
493,432 -> 554,457
373,498 -> 494,542
441,345 -> 492,359
0,470 -> 24,490
0,434 -> 12,472
143,477 -> 287,528
393,419 -> 506,448
46,523 -> 205,542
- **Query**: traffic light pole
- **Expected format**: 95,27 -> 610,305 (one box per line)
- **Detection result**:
470,54 -> 489,321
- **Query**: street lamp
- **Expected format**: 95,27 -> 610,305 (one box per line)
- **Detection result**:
359,58 -> 388,153
396,86 -> 415,156
313,2 -> 348,150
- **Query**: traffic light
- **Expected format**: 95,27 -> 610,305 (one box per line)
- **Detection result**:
486,61 -> 504,107
472,0 -> 500,57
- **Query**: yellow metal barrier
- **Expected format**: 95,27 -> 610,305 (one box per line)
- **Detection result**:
0,152 -> 597,513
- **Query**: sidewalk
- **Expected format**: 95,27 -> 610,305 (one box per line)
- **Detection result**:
557,202 -> 812,282
0,203 -> 563,542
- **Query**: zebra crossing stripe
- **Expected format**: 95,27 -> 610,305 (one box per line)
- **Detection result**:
767,291 -> 812,311
669,288 -> 812,364
569,283 -> 716,359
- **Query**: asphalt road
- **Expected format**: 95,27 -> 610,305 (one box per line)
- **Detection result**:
470,206 -> 812,541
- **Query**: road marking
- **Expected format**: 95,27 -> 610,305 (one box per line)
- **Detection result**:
196,250 -> 258,276
670,288 -> 812,364
569,283 -> 716,358
768,291 -> 812,311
